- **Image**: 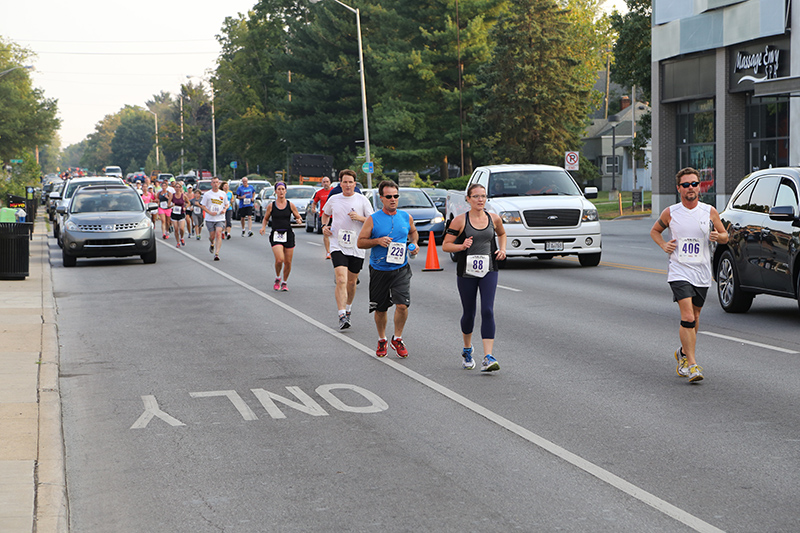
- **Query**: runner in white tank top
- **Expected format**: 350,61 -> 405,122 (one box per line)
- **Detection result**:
651,167 -> 728,383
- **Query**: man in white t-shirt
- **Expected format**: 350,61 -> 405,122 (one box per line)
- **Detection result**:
650,167 -> 728,383
201,177 -> 229,261
322,169 -> 373,330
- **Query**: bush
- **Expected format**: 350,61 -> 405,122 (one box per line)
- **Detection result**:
437,176 -> 469,190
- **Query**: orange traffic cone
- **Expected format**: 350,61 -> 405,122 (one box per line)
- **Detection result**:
422,230 -> 443,271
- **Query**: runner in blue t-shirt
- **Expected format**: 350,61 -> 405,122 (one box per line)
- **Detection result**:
236,176 -> 256,237
357,180 -> 419,359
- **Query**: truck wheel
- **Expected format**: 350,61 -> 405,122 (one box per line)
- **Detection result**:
578,252 -> 601,267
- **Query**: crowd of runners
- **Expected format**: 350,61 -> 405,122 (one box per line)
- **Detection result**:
126,166 -> 717,383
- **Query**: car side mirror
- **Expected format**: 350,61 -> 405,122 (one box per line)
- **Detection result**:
768,205 -> 795,221
584,186 -> 598,199
56,205 -> 66,214
148,203 -> 158,211
50,192 -> 61,200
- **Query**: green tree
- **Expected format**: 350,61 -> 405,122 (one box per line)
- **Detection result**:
609,0 -> 651,154
0,38 -> 60,164
366,0 -> 505,178
213,1 -> 300,175
80,112 -> 122,172
609,0 -> 651,101
111,108 -> 155,174
473,0 -> 602,165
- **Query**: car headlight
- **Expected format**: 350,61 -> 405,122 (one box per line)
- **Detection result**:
582,208 -> 598,222
431,215 -> 444,224
65,220 -> 78,231
136,218 -> 153,229
499,211 -> 522,224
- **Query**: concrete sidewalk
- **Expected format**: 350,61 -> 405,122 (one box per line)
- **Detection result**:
0,213 -> 67,532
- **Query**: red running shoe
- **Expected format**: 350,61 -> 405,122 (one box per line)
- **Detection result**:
390,336 -> 408,358
376,339 -> 388,357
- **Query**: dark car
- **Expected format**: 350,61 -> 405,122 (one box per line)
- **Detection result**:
58,184 -> 157,267
422,187 -> 447,218
713,167 -> 800,312
363,187 -> 445,243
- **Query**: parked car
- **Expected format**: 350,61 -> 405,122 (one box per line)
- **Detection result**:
51,176 -> 125,246
423,187 -> 447,218
712,167 -> 800,312
254,186 -> 275,222
58,184 -> 157,267
363,187 -> 445,243
283,185 -> 316,223
47,181 -> 64,221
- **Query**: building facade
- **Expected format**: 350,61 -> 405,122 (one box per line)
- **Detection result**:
651,0 -> 798,214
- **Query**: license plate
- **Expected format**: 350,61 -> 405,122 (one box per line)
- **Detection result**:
545,241 -> 564,252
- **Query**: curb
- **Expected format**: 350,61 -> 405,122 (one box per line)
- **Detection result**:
35,217 -> 69,532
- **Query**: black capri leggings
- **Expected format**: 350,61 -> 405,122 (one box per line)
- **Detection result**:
456,270 -> 498,339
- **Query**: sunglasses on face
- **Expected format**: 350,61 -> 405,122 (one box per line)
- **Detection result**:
679,181 -> 700,188
383,194 -> 400,199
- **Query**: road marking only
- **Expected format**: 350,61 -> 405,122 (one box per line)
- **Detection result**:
700,331 -> 799,354
162,242 -> 725,533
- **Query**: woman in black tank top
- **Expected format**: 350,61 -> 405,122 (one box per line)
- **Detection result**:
259,182 -> 302,291
442,183 -> 507,372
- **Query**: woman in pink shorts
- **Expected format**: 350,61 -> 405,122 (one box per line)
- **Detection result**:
156,181 -> 172,239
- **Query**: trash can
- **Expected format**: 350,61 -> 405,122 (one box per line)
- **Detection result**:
0,222 -> 32,280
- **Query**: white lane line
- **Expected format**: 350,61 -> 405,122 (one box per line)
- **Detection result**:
305,241 -> 322,247
164,242 -> 725,533
497,284 -> 521,292
700,331 -> 799,354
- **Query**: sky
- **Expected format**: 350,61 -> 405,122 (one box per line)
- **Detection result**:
2,0 -> 628,150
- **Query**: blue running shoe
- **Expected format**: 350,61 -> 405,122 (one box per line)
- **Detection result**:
462,346 -> 476,370
481,354 -> 499,372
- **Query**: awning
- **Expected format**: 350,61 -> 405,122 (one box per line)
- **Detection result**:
753,76 -> 800,97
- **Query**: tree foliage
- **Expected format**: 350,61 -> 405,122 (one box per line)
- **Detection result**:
473,0 -> 603,165
0,37 -> 60,164
610,0 -> 652,152
609,0 -> 651,102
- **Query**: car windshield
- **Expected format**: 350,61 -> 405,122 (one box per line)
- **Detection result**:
285,188 -> 315,199
65,180 -> 122,198
397,189 -> 433,208
488,170 -> 581,198
252,182 -> 270,194
71,190 -> 143,213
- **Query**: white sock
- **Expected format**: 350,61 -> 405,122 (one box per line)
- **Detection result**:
338,310 -> 346,317
345,305 -> 352,313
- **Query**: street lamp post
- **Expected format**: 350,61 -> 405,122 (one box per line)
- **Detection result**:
0,65 -> 33,79
310,0 -> 372,189
608,115 -> 619,192
187,75 -> 217,177
144,108 -> 160,168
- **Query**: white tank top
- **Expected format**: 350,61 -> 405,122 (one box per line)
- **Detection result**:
667,202 -> 712,287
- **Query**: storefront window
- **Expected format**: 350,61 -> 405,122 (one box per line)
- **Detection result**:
746,95 -> 789,171
676,98 -> 716,203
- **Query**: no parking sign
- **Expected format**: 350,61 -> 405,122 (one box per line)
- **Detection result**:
565,151 -> 579,171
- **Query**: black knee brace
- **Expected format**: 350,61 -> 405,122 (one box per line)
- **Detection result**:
680,320 -> 696,329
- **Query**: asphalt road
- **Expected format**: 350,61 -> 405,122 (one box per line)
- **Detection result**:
50,218 -> 800,532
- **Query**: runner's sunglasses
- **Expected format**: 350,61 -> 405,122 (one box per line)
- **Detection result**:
679,181 -> 700,188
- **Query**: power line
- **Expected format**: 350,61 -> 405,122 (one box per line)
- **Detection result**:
33,51 -> 218,56
17,38 -> 215,44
